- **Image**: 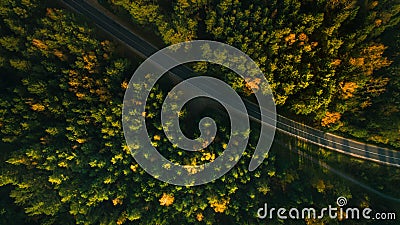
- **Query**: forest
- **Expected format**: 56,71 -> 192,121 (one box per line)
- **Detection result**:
0,0 -> 399,224
109,0 -> 400,148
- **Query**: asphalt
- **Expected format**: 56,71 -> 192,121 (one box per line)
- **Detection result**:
61,0 -> 400,168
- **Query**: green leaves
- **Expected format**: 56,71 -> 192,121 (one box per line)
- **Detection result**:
0,0 -> 399,224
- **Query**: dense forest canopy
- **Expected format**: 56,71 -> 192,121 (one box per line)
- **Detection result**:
110,0 -> 400,147
0,0 -> 399,224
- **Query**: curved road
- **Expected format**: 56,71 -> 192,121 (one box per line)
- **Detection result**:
61,0 -> 400,168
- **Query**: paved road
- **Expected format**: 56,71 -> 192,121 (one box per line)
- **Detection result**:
61,0 -> 400,168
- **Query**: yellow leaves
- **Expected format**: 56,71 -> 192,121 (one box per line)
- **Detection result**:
245,77 -> 261,90
31,103 -> 45,111
117,212 -> 127,225
7,157 -> 30,166
284,33 -> 296,45
366,77 -> 389,96
159,193 -> 174,206
177,0 -> 191,9
338,210 -> 347,221
46,8 -> 54,17
374,19 -> 382,27
94,87 -> 107,97
284,32 -> 315,51
311,42 -> 318,48
20,122 -> 29,130
257,185 -> 271,195
303,45 -> 312,52
360,100 -> 372,109
76,138 -> 86,144
53,49 -> 66,61
112,198 -> 123,206
178,110 -> 186,118
285,33 -> 296,41
340,82 -> 358,99
95,87 -> 110,102
101,40 -> 110,47
122,144 -> 130,154
58,161 -> 68,168
196,212 -> 204,221
369,1 -> 379,9
116,219 -> 125,225
48,176 -> 62,185
298,33 -> 308,41
285,33 -> 312,45
369,135 -> 389,144
244,77 -> 261,96
201,152 -> 215,162
68,79 -> 79,88
111,153 -> 124,164
328,0 -> 353,9
32,38 -> 48,50
101,40 -> 113,53
360,199 -> 370,209
208,197 -> 229,213
268,170 -> 276,177
39,136 -> 48,145
46,8 -> 60,20
305,218 -> 325,225
349,57 -> 364,67
69,70 -> 78,76
75,92 -> 86,100
153,135 -> 161,141
163,163 -> 171,169
104,176 -> 113,184
231,78 -> 246,93
116,209 -> 140,225
313,179 -> 333,193
89,160 -> 106,168
130,164 -> 139,172
201,140 -> 210,149
53,49 -> 63,58
82,52 -> 97,73
348,44 -> 391,77
183,164 -> 200,175
121,80 -> 128,90
361,44 -> 392,75
321,112 -> 341,127
331,59 -> 341,66
9,59 -> 30,71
